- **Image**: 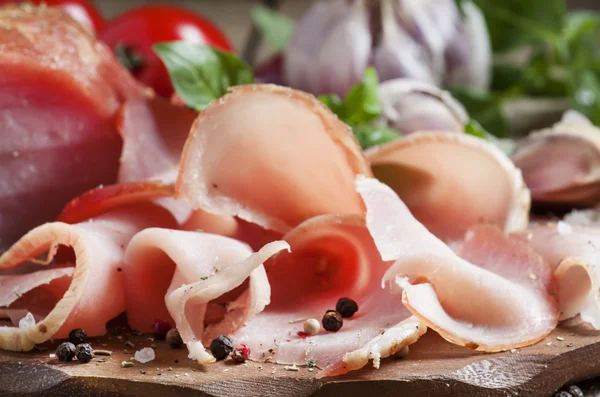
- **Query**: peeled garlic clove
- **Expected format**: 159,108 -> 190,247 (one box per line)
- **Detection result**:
377,78 -> 468,135
511,111 -> 600,206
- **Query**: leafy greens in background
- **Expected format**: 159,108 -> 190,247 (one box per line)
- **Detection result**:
451,0 -> 600,135
251,5 -> 295,53
318,68 -> 401,149
154,42 -> 254,111
154,43 -> 396,149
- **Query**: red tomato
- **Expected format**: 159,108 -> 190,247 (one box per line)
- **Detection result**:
100,5 -> 234,98
0,0 -> 105,34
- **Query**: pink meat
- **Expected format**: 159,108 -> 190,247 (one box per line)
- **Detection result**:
525,223 -> 600,328
357,176 -> 558,351
0,5 -> 142,249
124,228 -> 289,362
177,84 -> 372,234
230,214 -> 426,376
0,203 -> 176,351
366,132 -> 530,242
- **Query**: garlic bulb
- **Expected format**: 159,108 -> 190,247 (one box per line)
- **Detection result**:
377,78 -> 468,134
284,0 -> 491,97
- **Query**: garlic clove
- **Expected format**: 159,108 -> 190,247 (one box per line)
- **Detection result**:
377,78 -> 468,135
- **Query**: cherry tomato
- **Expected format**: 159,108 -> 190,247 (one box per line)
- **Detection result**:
0,0 -> 105,34
100,5 -> 234,98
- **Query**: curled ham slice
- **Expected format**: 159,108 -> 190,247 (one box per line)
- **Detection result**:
177,84 -> 372,234
525,223 -> 600,328
124,229 -> 289,362
512,111 -> 600,207
230,214 -> 426,377
0,204 -> 175,351
357,176 -> 558,351
366,132 -> 530,242
0,5 -> 141,249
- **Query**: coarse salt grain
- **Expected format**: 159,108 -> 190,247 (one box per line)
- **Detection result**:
19,313 -> 35,329
557,221 -> 573,236
134,347 -> 156,364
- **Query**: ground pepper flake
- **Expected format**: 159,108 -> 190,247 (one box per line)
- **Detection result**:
94,350 -> 112,356
556,336 -> 565,341
122,361 -> 134,368
284,364 -> 299,371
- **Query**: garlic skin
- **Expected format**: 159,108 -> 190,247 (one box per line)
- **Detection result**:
284,0 -> 491,96
377,78 -> 468,135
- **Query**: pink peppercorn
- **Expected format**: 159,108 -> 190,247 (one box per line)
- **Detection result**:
230,344 -> 251,363
153,320 -> 172,340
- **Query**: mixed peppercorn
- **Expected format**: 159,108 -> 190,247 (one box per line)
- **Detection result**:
56,328 -> 94,363
320,297 -> 359,333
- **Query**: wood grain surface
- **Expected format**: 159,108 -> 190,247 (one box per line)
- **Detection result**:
1,325 -> 599,397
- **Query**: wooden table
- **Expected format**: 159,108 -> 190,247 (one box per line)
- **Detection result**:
1,325 -> 599,396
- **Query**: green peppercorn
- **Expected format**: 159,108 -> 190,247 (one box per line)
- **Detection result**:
68,328 -> 87,345
210,335 -> 233,360
75,343 -> 94,363
322,310 -> 343,332
56,342 -> 76,362
336,297 -> 358,318
166,328 -> 183,349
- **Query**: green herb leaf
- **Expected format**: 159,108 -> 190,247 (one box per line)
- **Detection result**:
569,70 -> 600,125
319,68 -> 399,149
464,119 -> 490,139
342,67 -> 382,125
251,5 -> 295,53
154,42 -> 254,111
471,0 -> 566,52
352,124 -> 401,149
318,94 -> 344,119
449,87 -> 509,137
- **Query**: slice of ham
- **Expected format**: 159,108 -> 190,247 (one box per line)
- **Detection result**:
366,131 -> 530,242
525,222 -> 600,328
230,214 -> 426,377
357,176 -> 558,351
512,110 -> 600,206
123,228 -> 289,362
0,5 -> 142,249
117,95 -> 197,183
177,84 -> 372,234
0,203 -> 175,351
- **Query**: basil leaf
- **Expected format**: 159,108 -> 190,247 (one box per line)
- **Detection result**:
154,42 -> 254,111
353,124 -> 401,149
318,94 -> 344,119
251,5 -> 295,53
569,70 -> 600,126
342,67 -> 382,125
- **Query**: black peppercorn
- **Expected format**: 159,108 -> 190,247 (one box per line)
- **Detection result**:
336,298 -> 358,318
553,392 -> 572,397
56,342 -> 76,362
75,343 -> 94,363
68,328 -> 87,345
567,386 -> 584,397
166,328 -> 183,349
322,310 -> 343,332
210,335 -> 233,360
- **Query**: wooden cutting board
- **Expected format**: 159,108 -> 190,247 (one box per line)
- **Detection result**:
1,325 -> 599,397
